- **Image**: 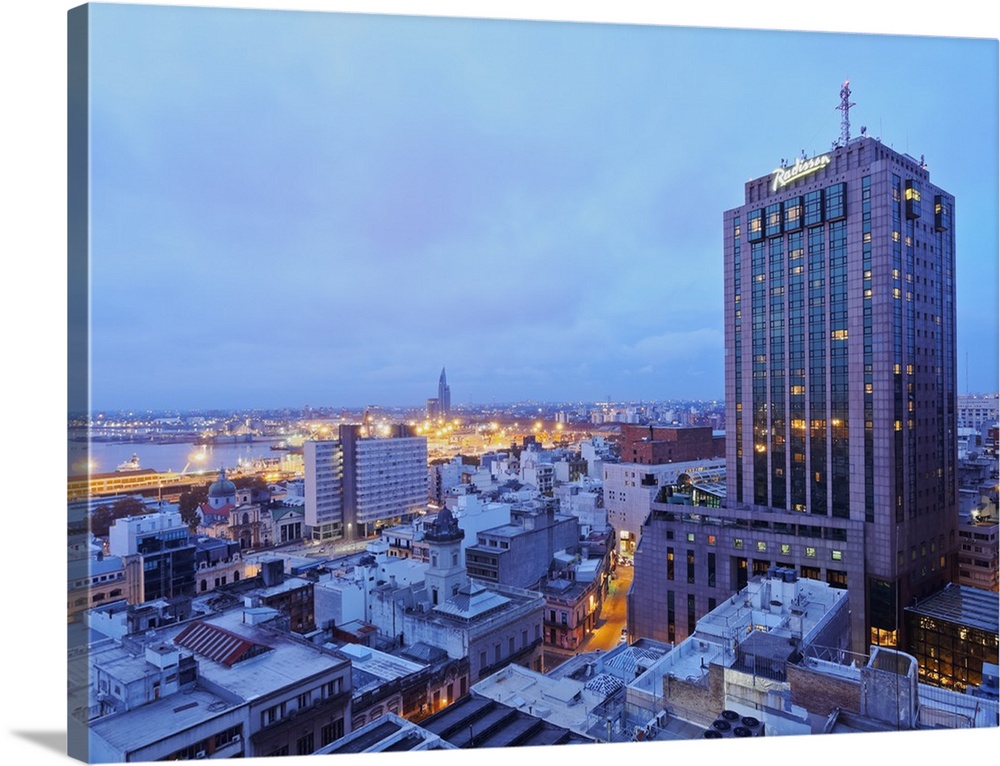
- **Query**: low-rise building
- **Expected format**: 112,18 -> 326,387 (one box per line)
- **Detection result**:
368,507 -> 546,684
464,502 -> 578,589
541,546 -> 610,655
627,569 -> 850,735
624,569 -> 998,740
904,583 -> 999,691
417,694 -> 596,747
958,513 -> 999,592
77,604 -> 353,761
471,662 -> 613,738
332,642 -> 468,725
68,535 -> 125,622
314,712 -> 455,754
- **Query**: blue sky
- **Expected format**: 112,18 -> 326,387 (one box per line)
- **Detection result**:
83,2 -> 999,411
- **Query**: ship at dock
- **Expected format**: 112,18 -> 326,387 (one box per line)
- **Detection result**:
115,453 -> 142,472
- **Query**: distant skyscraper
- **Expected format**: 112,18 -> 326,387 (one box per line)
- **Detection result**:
438,367 -> 451,418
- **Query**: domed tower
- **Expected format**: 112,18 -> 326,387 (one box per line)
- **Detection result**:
423,506 -> 466,606
207,467 -> 237,510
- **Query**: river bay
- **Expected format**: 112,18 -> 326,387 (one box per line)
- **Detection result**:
67,438 -> 291,477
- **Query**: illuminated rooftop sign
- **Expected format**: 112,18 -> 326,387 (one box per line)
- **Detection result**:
771,154 -> 831,192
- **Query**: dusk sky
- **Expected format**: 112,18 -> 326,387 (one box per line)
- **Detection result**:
84,2 -> 999,412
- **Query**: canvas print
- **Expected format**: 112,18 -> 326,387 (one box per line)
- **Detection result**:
67,2 -> 1000,763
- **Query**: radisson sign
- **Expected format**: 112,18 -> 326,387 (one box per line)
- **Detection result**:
771,154 -> 831,192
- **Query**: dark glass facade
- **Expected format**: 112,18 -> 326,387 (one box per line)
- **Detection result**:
725,137 -> 958,651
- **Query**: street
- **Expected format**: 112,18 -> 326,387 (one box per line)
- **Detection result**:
579,561 -> 633,652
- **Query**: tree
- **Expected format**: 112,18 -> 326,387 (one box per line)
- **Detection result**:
89,496 -> 147,537
234,475 -> 268,492
178,483 -> 210,529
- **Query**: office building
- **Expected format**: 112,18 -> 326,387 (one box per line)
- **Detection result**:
464,502 -> 579,590
304,424 -> 428,541
722,92 -> 958,650
958,392 -> 999,431
957,512 -> 999,592
108,511 -> 197,604
619,424 -> 724,465
633,90 -> 960,653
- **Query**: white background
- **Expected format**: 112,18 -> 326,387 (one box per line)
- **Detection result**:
1,1 -> 997,765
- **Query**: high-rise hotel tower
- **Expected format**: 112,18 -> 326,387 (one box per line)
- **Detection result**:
724,104 -> 958,650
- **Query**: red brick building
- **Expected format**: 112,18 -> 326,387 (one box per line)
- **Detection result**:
619,425 -> 724,465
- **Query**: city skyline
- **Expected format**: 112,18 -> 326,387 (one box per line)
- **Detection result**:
81,3 -> 998,412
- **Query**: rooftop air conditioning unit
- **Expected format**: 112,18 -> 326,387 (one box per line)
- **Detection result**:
739,715 -> 762,736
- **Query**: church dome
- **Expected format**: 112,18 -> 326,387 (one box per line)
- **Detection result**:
208,467 -> 236,498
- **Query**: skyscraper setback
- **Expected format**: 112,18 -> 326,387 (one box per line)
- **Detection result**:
724,119 -> 958,650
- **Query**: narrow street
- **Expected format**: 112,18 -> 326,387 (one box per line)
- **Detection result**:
544,560 -> 634,670
579,561 -> 633,652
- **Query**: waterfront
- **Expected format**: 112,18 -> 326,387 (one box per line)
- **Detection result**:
67,438 -> 289,477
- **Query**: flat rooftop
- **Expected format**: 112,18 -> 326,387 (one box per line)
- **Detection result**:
88,685 -> 237,755
85,606 -> 349,753
472,663 -> 607,734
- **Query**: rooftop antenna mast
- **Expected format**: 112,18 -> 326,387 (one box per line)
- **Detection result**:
836,79 -> 855,146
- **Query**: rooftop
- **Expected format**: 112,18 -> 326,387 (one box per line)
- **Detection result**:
432,580 -> 512,620
638,573 -> 848,689
334,642 -> 426,685
315,713 -> 454,754
419,694 -> 595,748
905,583 -> 1000,634
472,663 -> 609,734
88,684 -> 238,755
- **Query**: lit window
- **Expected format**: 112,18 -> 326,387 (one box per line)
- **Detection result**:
805,547 -> 816,558
831,550 -> 843,561
757,541 -> 767,553
734,539 -> 744,549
